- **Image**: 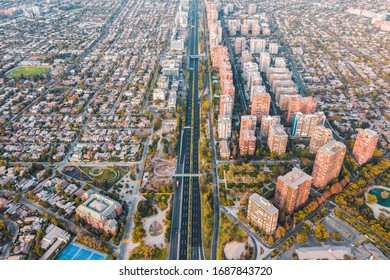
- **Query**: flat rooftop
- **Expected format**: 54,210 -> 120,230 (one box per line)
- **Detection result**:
320,140 -> 346,155
279,167 -> 312,188
249,193 -> 278,214
271,124 -> 287,136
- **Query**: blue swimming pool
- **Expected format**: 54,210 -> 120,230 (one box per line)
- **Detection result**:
57,242 -> 107,260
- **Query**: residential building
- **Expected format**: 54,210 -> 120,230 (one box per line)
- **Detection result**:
260,115 -> 280,138
219,140 -> 230,159
248,193 -> 278,235
312,140 -> 346,189
268,124 -> 288,155
269,43 -> 279,54
352,129 -> 378,165
218,115 -> 232,139
260,52 -> 271,73
220,95 -> 233,116
239,129 -> 256,155
309,126 -> 332,153
291,112 -> 326,137
287,96 -> 317,123
251,89 -> 270,122
240,115 -> 257,131
274,168 -> 312,214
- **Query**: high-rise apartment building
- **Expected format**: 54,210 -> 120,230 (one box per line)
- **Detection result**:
260,115 -> 280,138
241,115 -> 257,131
291,112 -> 326,137
352,129 -> 378,165
259,52 -> 271,73
309,126 -> 332,153
250,38 -> 266,54
312,140 -> 346,189
268,43 -> 279,54
248,193 -> 278,234
239,130 -> 256,155
287,96 -> 317,123
251,89 -> 270,122
220,95 -> 233,116
267,124 -> 288,155
274,168 -> 312,214
218,115 -> 232,139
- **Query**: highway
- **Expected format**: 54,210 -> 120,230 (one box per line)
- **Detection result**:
169,0 -> 203,260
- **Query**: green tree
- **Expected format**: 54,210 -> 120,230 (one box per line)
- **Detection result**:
314,223 -> 329,241
367,193 -> 378,204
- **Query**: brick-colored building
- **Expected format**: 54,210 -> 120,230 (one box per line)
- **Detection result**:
251,89 -> 270,122
291,112 -> 326,137
352,129 -> 378,165
267,124 -> 288,155
287,96 -> 317,123
309,126 -> 332,154
240,115 -> 257,131
260,115 -> 280,138
239,129 -> 256,155
274,168 -> 312,214
312,140 -> 346,189
220,95 -> 233,116
219,140 -> 231,159
76,191 -> 122,234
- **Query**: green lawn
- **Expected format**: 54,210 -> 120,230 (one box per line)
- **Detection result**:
217,212 -> 248,260
129,245 -> 168,260
6,66 -> 50,78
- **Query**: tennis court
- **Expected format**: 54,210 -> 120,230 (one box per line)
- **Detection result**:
57,242 -> 107,260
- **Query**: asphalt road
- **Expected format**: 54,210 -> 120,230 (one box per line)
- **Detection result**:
189,0 -> 202,260
169,0 -> 203,260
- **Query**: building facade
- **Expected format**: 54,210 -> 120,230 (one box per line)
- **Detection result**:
291,112 -> 326,137
241,115 -> 257,131
218,115 -> 232,139
274,168 -> 312,214
260,115 -> 280,138
287,96 -> 317,123
312,140 -> 346,189
239,129 -> 256,155
352,129 -> 378,165
251,90 -> 270,122
309,126 -> 332,153
248,193 -> 278,234
267,124 -> 288,155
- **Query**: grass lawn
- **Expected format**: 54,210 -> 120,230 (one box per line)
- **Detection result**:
6,66 -> 50,78
129,245 -> 168,260
79,166 -> 126,190
217,212 -> 248,260
155,194 -> 170,211
201,189 -> 214,260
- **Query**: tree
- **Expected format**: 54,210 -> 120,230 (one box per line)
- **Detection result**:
296,232 -> 309,243
367,194 -> 378,204
314,223 -> 329,241
380,191 -> 389,200
275,226 -> 286,239
13,194 -> 21,202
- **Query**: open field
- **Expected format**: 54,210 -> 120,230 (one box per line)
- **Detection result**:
6,66 -> 50,78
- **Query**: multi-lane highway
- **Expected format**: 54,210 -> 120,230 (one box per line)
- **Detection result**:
169,0 -> 203,260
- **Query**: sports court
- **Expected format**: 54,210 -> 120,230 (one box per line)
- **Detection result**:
56,242 -> 107,260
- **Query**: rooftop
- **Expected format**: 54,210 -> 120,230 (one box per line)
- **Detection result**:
279,167 -> 312,188
249,193 -> 278,214
271,124 -> 287,136
319,140 -> 346,155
